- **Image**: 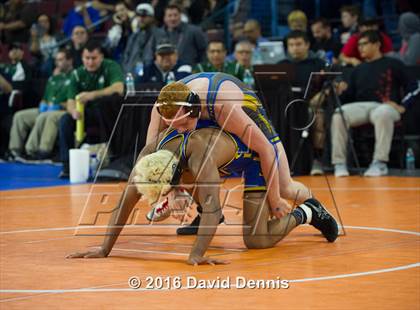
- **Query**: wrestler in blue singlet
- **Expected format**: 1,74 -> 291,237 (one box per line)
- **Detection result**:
157,119 -> 266,192
180,72 -> 280,145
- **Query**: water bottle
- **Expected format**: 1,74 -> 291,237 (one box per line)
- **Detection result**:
325,51 -> 334,66
135,61 -> 143,77
252,49 -> 263,65
166,71 -> 175,84
406,147 -> 415,172
89,153 -> 99,179
243,69 -> 255,89
39,101 -> 48,113
125,73 -> 135,96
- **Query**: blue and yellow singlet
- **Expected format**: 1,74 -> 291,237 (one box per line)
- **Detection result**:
180,72 -> 280,145
157,119 -> 266,192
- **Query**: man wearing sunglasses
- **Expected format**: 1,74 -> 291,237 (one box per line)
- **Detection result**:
67,121 -> 338,265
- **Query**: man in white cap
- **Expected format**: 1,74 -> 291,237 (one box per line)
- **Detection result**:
121,3 -> 159,75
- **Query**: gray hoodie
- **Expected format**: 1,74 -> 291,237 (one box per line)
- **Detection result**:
395,12 -> 420,65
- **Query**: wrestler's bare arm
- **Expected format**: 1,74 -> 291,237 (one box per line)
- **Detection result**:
66,142 -> 157,259
185,135 -> 229,265
146,105 -> 168,146
213,86 -> 290,217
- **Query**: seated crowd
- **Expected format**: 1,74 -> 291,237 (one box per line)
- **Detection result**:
0,0 -> 419,178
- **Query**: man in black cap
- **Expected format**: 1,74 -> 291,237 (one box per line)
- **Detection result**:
137,41 -> 192,84
0,43 -> 31,83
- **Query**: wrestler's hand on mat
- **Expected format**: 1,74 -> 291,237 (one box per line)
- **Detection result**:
66,247 -> 108,259
271,198 -> 292,218
187,254 -> 230,266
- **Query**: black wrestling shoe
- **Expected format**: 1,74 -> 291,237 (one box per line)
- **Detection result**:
304,198 -> 338,242
176,213 -> 225,235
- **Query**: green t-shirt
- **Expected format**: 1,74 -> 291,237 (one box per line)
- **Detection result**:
0,63 -> 15,96
193,61 -> 245,81
0,63 -> 17,78
0,62 -> 29,82
42,71 -> 72,106
67,59 -> 124,100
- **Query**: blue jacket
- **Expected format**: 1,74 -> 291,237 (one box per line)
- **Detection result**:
63,6 -> 101,37
137,61 -> 192,84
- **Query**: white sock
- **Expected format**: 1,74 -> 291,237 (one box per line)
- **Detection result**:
298,204 -> 312,224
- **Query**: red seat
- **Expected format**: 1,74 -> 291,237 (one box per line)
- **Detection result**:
58,0 -> 75,18
37,0 -> 57,17
0,45 -> 8,62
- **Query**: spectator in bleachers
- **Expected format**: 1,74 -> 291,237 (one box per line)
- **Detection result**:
310,18 -> 342,64
340,19 -> 393,67
279,31 -> 326,90
65,26 -> 89,68
0,42 -> 32,159
62,0 -> 101,37
121,3 -> 157,75
243,19 -> 268,47
388,12 -> 420,65
0,0 -> 38,44
230,21 -> 245,46
168,0 -> 191,23
279,30 -> 327,175
151,0 -> 170,27
243,19 -> 268,65
332,30 -> 409,177
0,43 -> 31,84
104,1 -> 135,62
194,40 -> 245,80
144,3 -> 207,66
0,74 -> 13,158
233,40 -> 254,70
29,14 -> 59,77
0,42 -> 32,97
138,41 -> 192,84
339,5 -> 360,45
287,10 -> 308,32
58,40 -> 124,177
130,2 -> 155,33
8,49 -> 73,161
233,40 -> 254,88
